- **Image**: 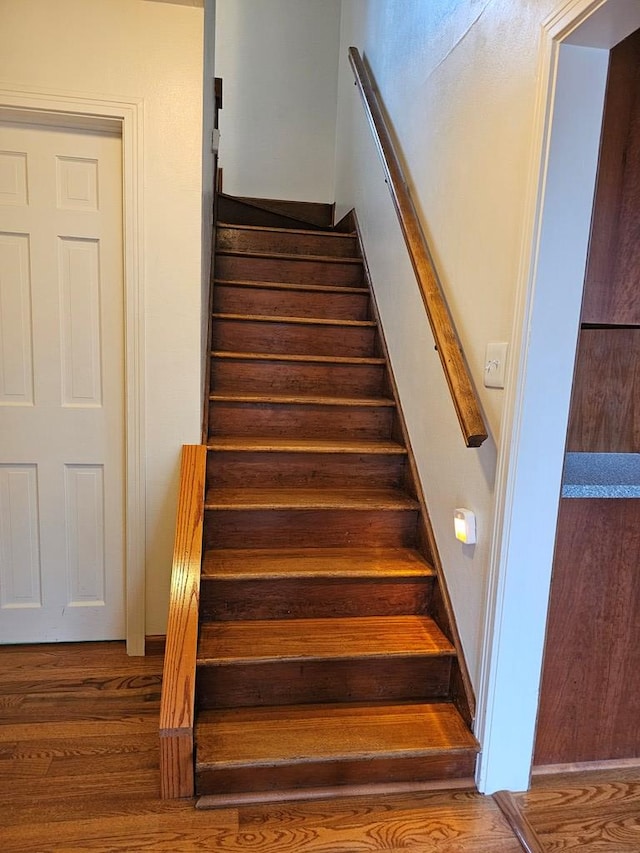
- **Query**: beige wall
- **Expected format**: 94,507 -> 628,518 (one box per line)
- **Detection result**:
334,0 -> 559,687
215,0 -> 341,202
0,0 -> 205,635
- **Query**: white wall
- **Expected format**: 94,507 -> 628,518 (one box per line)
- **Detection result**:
335,0 -> 567,689
215,0 -> 341,202
0,0 -> 204,635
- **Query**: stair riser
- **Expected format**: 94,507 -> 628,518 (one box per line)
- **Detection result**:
206,451 -> 406,489
204,508 -> 419,549
213,283 -> 370,321
217,196 -> 330,230
216,254 -> 363,287
195,752 -> 477,797
217,227 -> 358,258
200,577 -> 433,621
212,318 -> 376,358
211,358 -> 388,398
196,657 -> 453,709
208,403 -> 394,441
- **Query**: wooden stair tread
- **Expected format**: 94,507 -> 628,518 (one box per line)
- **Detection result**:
197,616 -> 454,664
209,392 -> 394,407
217,222 -> 356,239
204,487 -> 420,511
201,546 -> 435,579
217,248 -> 363,265
213,312 -> 375,328
206,437 -> 405,453
211,351 -> 386,365
214,278 -> 367,295
196,702 -> 479,768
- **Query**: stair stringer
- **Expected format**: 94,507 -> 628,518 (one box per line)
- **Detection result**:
353,211 -> 475,728
193,197 -> 479,806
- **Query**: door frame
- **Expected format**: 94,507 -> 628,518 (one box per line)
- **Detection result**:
0,85 -> 146,655
476,0 -> 640,792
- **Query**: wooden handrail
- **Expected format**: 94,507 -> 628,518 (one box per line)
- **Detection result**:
348,47 -> 488,448
159,444 -> 207,799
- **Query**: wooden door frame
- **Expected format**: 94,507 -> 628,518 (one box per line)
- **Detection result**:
476,0 -> 640,793
0,86 -> 146,655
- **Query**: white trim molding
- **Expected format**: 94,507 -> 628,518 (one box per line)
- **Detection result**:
0,85 -> 147,656
476,0 -> 640,793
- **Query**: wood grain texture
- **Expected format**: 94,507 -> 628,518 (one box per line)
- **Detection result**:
158,444 -> 207,799
204,507 -> 419,549
535,499 -> 640,766
213,279 -> 370,320
196,656 -> 453,709
216,224 -> 358,257
493,790 -> 546,853
0,640 -> 565,853
202,546 -> 433,578
216,253 -> 363,287
196,700 -> 477,762
566,327 -> 640,452
200,576 -> 433,622
210,351 -> 387,397
212,313 -> 376,358
8,642 -> 640,851
582,29 -> 640,325
217,193 -> 331,230
348,47 -> 487,448
515,767 -> 640,852
200,546 -> 434,620
226,196 -> 335,229
206,448 -> 405,489
205,485 -> 419,511
208,397 -> 394,440
198,615 -> 454,663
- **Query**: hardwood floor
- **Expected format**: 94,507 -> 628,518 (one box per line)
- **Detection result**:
513,767 -> 640,852
2,641 -> 639,852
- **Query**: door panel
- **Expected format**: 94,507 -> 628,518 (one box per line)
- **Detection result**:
0,120 -> 124,642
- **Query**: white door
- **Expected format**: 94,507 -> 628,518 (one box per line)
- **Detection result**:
0,119 -> 125,643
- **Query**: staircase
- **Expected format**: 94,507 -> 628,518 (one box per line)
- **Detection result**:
194,194 -> 479,806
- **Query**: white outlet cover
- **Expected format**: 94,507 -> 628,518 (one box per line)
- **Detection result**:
484,342 -> 508,389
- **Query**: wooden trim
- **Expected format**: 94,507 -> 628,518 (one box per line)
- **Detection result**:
493,791 -> 547,853
145,634 -> 166,654
533,757 -> 640,777
159,444 -> 207,799
354,212 -> 476,727
196,777 -> 476,810
348,48 -> 487,448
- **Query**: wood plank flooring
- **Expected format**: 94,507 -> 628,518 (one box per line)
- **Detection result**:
2,640 -> 639,851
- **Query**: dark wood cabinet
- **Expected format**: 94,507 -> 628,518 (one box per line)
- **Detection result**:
566,327 -> 640,453
535,499 -> 640,765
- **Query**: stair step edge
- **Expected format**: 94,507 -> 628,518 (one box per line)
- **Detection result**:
206,440 -> 404,454
214,278 -> 368,294
197,616 -> 455,663
195,701 -> 480,767
204,488 -> 420,511
217,222 -> 357,239
217,249 -> 363,264
211,351 -> 386,365
208,393 -> 395,407
201,547 -> 435,579
212,312 -> 376,328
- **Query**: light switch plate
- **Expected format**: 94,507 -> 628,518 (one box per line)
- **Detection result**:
484,342 -> 508,389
